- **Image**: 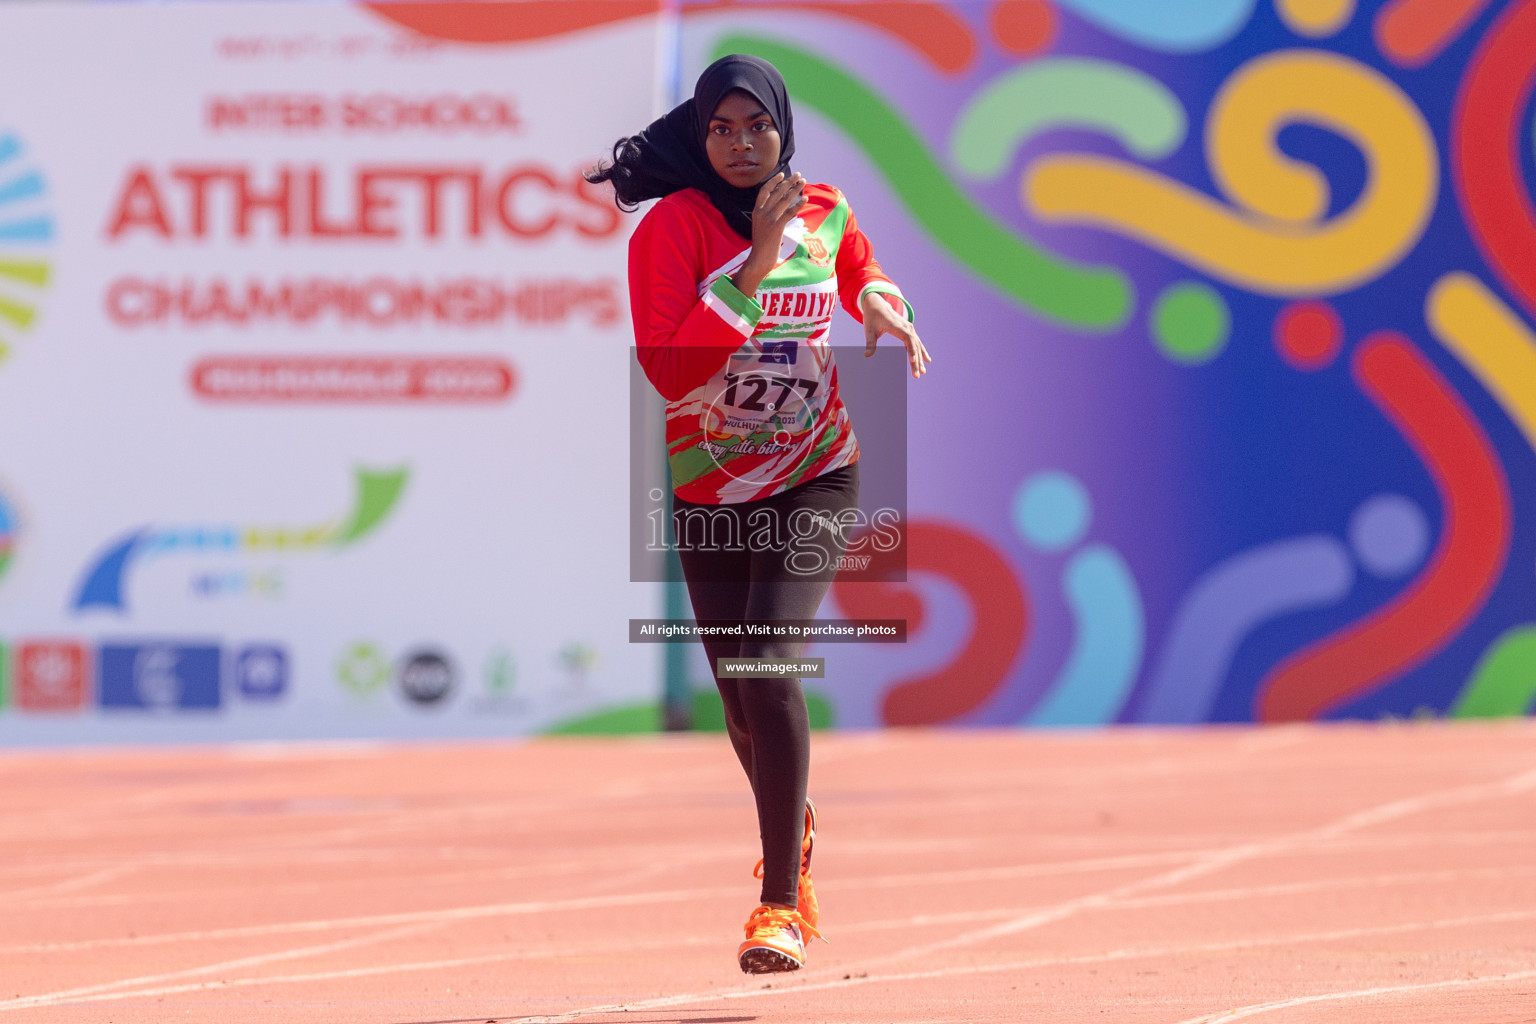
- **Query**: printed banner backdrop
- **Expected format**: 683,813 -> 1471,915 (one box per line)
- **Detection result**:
672,0 -> 1536,730
0,1 -> 665,743
3,0 -> 1536,742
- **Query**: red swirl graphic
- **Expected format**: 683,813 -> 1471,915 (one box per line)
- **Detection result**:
1452,0 -> 1536,319
834,521 -> 1029,726
1257,333 -> 1511,722
990,0 -> 1058,56
361,0 -> 977,72
1375,0 -> 1493,68
683,1 -> 975,72
359,1 -> 660,44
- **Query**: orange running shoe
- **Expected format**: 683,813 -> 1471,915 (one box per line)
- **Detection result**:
753,799 -> 819,933
737,904 -> 823,973
798,798 -> 818,930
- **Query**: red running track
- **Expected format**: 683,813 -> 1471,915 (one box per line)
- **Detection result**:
1,722 -> 1534,1023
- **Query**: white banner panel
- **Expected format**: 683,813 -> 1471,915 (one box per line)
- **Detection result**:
0,1 -> 664,743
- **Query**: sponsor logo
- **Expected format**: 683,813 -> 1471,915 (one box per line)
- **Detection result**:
336,641 -> 390,699
484,647 -> 515,697
15,640 -> 89,712
472,645 -> 526,715
99,642 -> 221,710
397,648 -> 455,706
74,466 -> 408,613
557,642 -> 599,691
234,644 -> 288,700
0,130 -> 54,366
804,235 -> 831,267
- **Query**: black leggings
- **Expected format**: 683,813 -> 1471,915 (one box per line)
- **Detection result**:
675,463 -> 858,907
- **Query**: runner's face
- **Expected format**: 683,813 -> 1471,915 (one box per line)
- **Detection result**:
706,90 -> 781,189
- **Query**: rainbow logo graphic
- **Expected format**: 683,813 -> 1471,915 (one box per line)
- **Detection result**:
74,466 -> 409,612
0,130 -> 53,364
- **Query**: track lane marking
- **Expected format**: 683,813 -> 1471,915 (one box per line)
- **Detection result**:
0,864 -> 138,902
0,933 -> 716,1011
0,849 -> 1217,953
509,764 -> 1536,1019
499,908 -> 1536,1021
0,921 -> 446,1010
9,906 -> 1531,1014
837,764 -> 1536,968
1171,968 -> 1536,1023
835,864 -> 1535,932
9,820 -> 1535,954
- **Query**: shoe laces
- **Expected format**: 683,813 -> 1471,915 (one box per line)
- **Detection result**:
743,904 -> 825,944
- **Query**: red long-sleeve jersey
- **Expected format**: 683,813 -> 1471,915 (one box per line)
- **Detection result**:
628,183 -> 910,504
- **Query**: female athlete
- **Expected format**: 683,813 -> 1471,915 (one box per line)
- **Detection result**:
587,53 -> 929,973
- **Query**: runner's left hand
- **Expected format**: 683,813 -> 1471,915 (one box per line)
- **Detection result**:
861,293 -> 931,379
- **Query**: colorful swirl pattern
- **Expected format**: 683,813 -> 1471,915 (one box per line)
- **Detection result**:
1257,335 -> 1511,721
1025,50 -> 1438,295
384,1 -> 1536,725
1453,0 -> 1536,319
0,134 -> 52,364
950,58 -> 1187,180
832,521 -> 1030,726
711,35 -> 1132,330
0,487 -> 15,585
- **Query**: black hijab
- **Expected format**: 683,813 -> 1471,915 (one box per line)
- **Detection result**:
626,54 -> 795,240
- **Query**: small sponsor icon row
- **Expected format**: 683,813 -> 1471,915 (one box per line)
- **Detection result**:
336,643 -> 460,708
0,640 -> 288,712
334,643 -> 528,714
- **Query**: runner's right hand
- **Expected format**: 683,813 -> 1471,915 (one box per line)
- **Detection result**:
733,172 -> 805,296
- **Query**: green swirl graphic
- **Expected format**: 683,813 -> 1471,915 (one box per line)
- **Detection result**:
712,36 -> 1131,331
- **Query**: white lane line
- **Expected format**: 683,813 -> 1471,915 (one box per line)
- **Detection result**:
0,920 -> 446,1010
5,847 -> 1197,915
0,848 -> 1209,954
20,824 -> 1522,915
10,816 -> 1534,956
1170,969 -> 1536,1024
835,864 -> 1534,933
505,764 -> 1536,1020
6,824 -> 1532,893
0,933 -> 715,1012
499,908 -> 1536,1022
0,864 -> 138,902
839,765 -> 1536,969
0,885 -> 743,955
14,858 -> 1523,962
12,906 -> 1532,1015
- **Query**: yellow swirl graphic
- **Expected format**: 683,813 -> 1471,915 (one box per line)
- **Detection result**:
1024,49 -> 1437,296
1275,0 -> 1355,37
1427,272 -> 1536,457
